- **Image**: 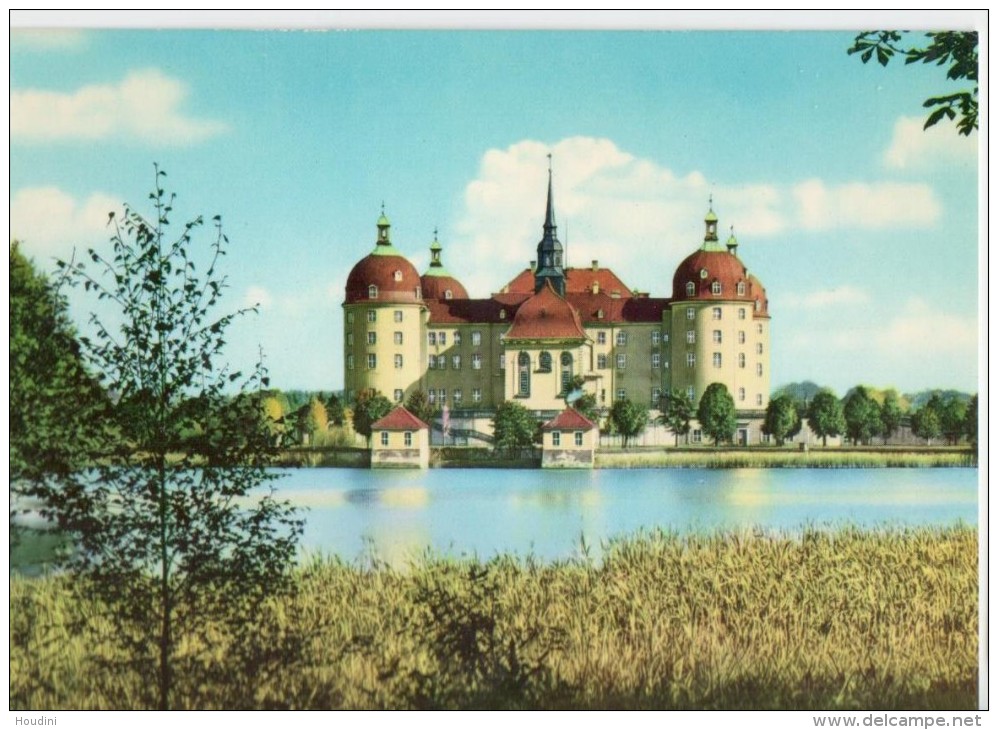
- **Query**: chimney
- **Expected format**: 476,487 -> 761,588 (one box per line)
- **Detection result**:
591,259 -> 598,271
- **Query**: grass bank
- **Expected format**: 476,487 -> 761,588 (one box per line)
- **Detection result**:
10,526 -> 977,710
596,448 -> 976,469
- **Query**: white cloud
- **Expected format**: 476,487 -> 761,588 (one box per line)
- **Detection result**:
876,298 -> 978,354
792,178 -> 941,230
882,115 -> 978,171
783,285 -> 870,310
10,186 -> 121,261
244,286 -> 274,310
11,68 -> 227,145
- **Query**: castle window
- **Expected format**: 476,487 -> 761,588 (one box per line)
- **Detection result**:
597,331 -> 607,345
691,427 -> 701,443
560,352 -> 574,394
652,387 -> 662,406
739,353 -> 746,368
597,354 -> 608,370
428,390 -> 436,404
651,353 -> 661,369
616,354 -> 626,370
367,310 -> 377,323
757,323 -> 763,334
368,284 -> 378,299
472,354 -> 482,370
712,307 -> 722,320
453,389 -> 463,405
687,386 -> 695,402
756,394 -> 764,406
472,331 -> 482,346
663,332 -> 670,343
617,389 -> 626,402
518,352 -> 531,397
404,432 -> 412,447
428,355 -> 436,369
575,431 -> 584,447
737,281 -> 746,296
756,343 -> 763,355
597,309 -> 604,319
652,331 -> 660,345
439,389 -> 446,403
452,355 -> 461,370
453,331 -> 462,345
394,310 -> 403,322
757,363 -> 763,376
367,354 -> 377,370
500,309 -> 507,320
738,331 -> 746,344
347,354 -> 354,370
367,331 -> 376,345
472,388 -> 482,403
347,312 -> 355,324
445,290 -> 453,300
437,355 -> 446,370
712,281 -> 722,295
393,270 -> 402,282
539,352 -> 552,372
394,354 -> 403,369
439,332 -> 446,346
394,389 -> 403,402
686,353 -> 696,368
755,300 -> 761,312
394,331 -> 403,345
663,359 -> 670,369
686,307 -> 695,320
686,330 -> 695,344
686,281 -> 695,296
712,330 -> 722,344
616,331 -> 627,346
428,332 -> 436,346
739,308 -> 746,320
499,354 -> 506,370
415,286 -> 421,299
380,432 -> 389,447
712,353 -> 722,368
347,333 -> 354,347
552,431 -> 561,447
738,387 -> 746,402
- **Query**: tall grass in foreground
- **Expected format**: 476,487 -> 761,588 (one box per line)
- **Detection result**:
596,450 -> 975,469
10,526 -> 977,710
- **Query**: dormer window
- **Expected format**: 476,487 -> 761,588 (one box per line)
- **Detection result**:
445,290 -> 453,300
499,309 -> 507,320
699,268 -> 708,279
368,284 -> 378,299
711,281 -> 722,295
686,281 -> 695,296
393,270 -> 402,282
597,309 -> 604,319
737,281 -> 746,296
755,299 -> 761,312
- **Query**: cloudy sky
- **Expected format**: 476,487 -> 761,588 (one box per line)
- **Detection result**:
10,12 -> 982,396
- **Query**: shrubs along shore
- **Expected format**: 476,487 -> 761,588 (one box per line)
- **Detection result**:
10,526 -> 977,710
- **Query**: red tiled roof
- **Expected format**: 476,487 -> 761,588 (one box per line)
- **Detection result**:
420,273 -> 469,301
501,266 -> 632,298
565,293 -> 669,324
672,249 -> 763,304
426,297 -> 525,325
371,405 -> 429,431
504,281 -> 587,341
541,407 -> 596,432
748,274 -> 770,318
346,253 -> 422,304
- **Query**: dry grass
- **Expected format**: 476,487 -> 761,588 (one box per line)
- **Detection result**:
10,526 -> 978,710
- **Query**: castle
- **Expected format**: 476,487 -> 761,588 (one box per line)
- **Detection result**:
343,165 -> 771,445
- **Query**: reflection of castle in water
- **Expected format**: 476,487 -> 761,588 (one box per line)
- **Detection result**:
343,165 -> 772,444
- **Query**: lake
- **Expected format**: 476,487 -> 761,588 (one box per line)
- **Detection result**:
282,467 -> 979,565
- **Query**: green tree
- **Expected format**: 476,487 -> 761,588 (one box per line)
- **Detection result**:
843,387 -> 883,446
697,383 -> 737,446
352,388 -> 394,444
492,401 -> 538,457
571,392 -> 600,424
806,390 -> 847,447
294,397 -> 328,445
26,167 -> 303,710
325,392 -> 345,426
657,389 -> 694,446
879,390 -> 906,445
848,31 -> 978,135
762,395 -> 801,446
911,405 -> 943,446
609,397 -> 648,448
939,397 -> 968,446
405,389 -> 437,426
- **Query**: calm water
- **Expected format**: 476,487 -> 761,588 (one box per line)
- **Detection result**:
279,468 -> 979,565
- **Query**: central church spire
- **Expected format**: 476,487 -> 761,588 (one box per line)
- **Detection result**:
534,154 -> 566,296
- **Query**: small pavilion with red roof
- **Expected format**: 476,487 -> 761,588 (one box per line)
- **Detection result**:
370,405 -> 430,469
539,407 -> 598,468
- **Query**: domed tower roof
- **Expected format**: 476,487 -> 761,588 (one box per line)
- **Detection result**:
420,229 -> 468,300
747,273 -> 770,317
672,204 -> 765,303
345,209 -> 422,305
505,280 -> 586,341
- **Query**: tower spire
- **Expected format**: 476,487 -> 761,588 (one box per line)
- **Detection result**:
534,153 -> 565,295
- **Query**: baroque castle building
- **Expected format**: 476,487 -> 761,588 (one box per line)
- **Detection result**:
344,167 -> 771,443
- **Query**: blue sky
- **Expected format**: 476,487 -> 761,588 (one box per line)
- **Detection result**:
10,14 -> 983,396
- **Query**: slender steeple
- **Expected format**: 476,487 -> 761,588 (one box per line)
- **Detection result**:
534,154 -> 566,296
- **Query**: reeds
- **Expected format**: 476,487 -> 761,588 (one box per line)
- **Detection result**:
10,526 -> 978,710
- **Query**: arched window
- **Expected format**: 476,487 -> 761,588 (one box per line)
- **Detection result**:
393,270 -> 402,282
686,281 -> 695,296
560,352 -> 574,394
737,281 -> 746,296
711,281 -> 722,295
444,289 -> 453,300
538,351 -> 552,372
518,352 -> 531,396
368,284 -> 378,299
